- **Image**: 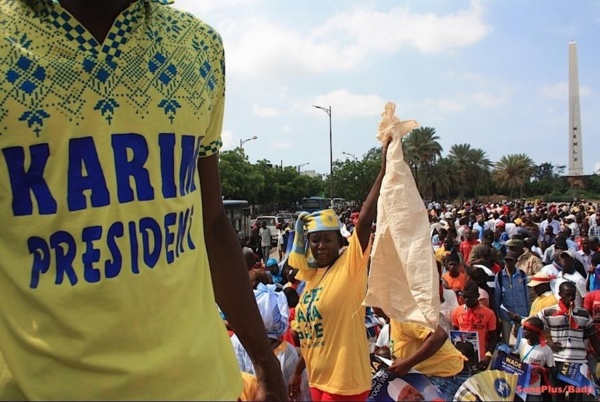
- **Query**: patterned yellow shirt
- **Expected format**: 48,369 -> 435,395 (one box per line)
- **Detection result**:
0,0 -> 241,399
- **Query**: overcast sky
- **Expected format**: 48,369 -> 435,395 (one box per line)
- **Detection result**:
173,0 -> 600,176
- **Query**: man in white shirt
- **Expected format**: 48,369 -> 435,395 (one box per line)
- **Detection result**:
258,221 -> 272,263
554,251 -> 587,308
539,212 -> 561,243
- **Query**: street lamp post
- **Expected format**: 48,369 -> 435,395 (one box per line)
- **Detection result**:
297,162 -> 309,173
342,151 -> 357,160
313,105 -> 333,198
240,135 -> 258,148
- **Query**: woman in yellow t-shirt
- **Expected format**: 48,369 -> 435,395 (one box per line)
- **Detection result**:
287,141 -> 391,402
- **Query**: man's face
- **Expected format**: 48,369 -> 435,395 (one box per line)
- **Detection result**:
559,255 -> 574,272
463,289 -> 480,308
464,229 -> 473,241
504,256 -> 516,269
494,229 -> 501,240
445,260 -> 460,275
547,213 -> 554,222
559,286 -> 576,307
581,238 -> 590,253
444,238 -> 453,249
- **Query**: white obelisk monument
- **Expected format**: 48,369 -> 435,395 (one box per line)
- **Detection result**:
568,41 -> 584,175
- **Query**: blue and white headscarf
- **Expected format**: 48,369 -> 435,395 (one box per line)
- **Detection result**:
254,283 -> 289,339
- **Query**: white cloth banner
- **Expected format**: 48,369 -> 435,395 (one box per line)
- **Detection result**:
364,102 -> 440,330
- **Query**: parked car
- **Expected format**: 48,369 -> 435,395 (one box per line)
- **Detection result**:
254,216 -> 284,245
277,212 -> 294,227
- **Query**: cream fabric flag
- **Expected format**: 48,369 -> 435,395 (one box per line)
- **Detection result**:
364,102 -> 440,330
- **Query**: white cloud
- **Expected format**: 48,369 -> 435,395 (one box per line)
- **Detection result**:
252,105 -> 280,117
299,88 -> 510,121
538,82 -> 593,100
221,129 -> 236,150
306,90 -> 387,119
595,161 -> 600,175
283,125 -> 293,133
470,91 -> 512,108
271,141 -> 293,150
313,1 -> 491,54
180,1 -> 491,78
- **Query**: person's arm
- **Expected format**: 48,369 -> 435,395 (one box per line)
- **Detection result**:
476,330 -> 498,370
288,353 -> 306,400
199,155 -> 286,401
355,138 -> 391,252
388,325 -> 448,377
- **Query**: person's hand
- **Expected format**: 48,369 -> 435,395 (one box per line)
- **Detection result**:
253,356 -> 288,402
548,341 -> 563,353
530,366 -> 540,376
593,315 -> 600,324
381,137 -> 392,167
507,311 -> 521,323
476,356 -> 492,371
288,372 -> 302,401
388,358 -> 412,377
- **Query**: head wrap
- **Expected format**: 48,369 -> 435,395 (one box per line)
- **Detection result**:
288,209 -> 341,278
254,283 -> 289,339
522,321 -> 546,346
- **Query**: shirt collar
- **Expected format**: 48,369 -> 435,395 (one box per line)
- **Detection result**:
29,0 -> 174,18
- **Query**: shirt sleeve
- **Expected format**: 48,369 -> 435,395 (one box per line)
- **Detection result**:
583,293 -> 593,313
198,32 -> 225,158
452,307 -> 459,329
344,228 -> 373,279
405,323 -> 433,341
544,346 -> 555,368
576,277 -> 588,298
485,308 -> 497,331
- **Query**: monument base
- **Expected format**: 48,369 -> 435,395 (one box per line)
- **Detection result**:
563,175 -> 592,189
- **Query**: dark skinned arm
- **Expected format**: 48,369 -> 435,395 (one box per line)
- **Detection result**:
198,155 -> 286,402
388,325 -> 448,377
355,139 -> 391,251
476,330 -> 498,370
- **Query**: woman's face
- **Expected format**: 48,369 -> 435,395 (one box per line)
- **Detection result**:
308,230 -> 340,267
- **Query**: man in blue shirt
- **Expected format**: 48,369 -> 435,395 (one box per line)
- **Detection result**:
494,251 -> 530,346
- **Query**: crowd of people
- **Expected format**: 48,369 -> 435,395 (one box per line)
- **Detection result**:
234,198 -> 600,401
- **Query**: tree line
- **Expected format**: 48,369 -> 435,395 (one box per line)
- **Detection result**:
219,127 -> 600,208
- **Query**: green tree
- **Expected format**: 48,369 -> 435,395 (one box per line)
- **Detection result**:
219,148 -> 264,202
330,147 -> 382,202
402,127 -> 443,191
421,157 -> 453,200
493,153 -> 535,198
447,144 -> 492,199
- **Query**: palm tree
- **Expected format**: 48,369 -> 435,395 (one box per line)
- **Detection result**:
493,153 -> 535,198
447,144 -> 492,199
421,157 -> 453,200
468,148 -> 493,197
402,127 -> 443,192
